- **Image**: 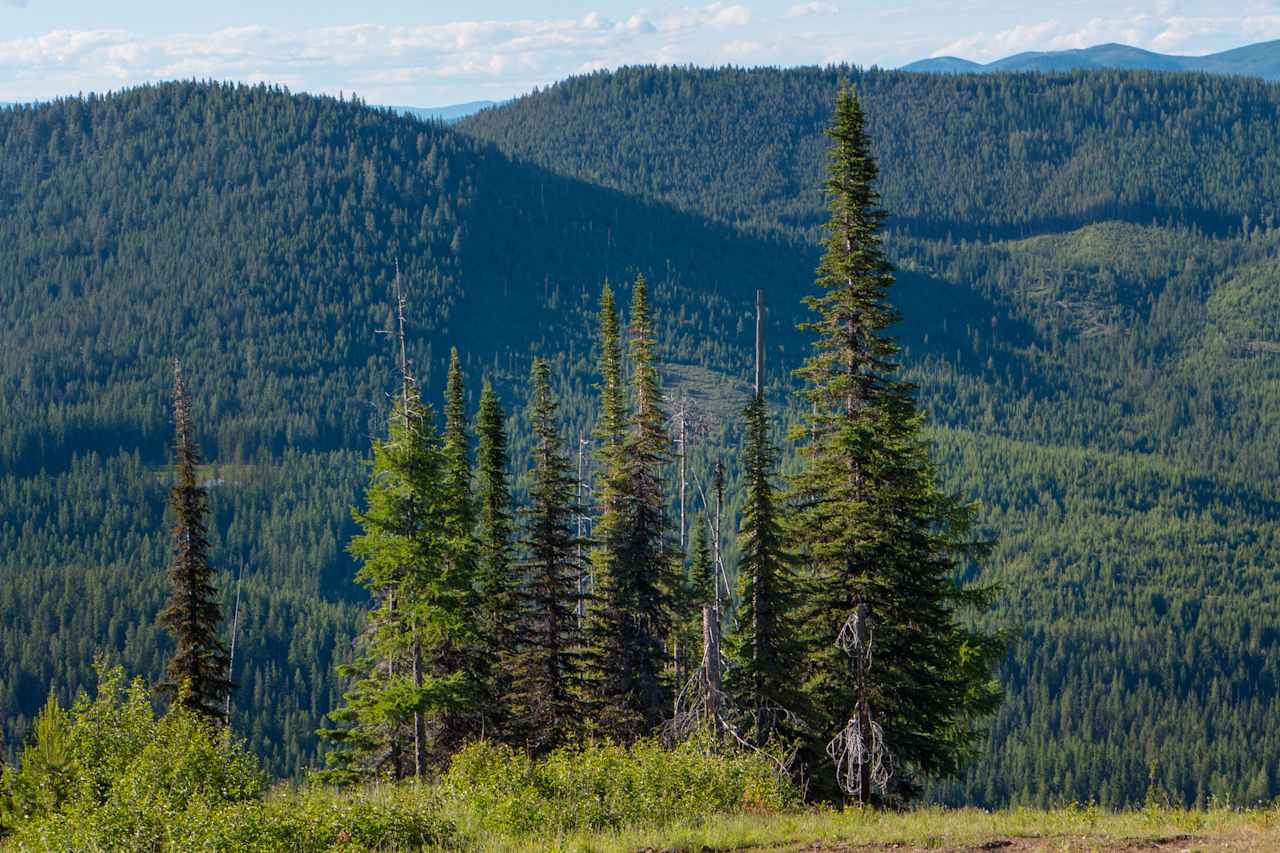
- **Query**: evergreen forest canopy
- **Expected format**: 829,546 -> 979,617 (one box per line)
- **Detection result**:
0,66 -> 1278,808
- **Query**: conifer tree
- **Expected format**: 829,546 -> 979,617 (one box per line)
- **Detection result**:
157,360 -> 233,720
594,282 -> 628,456
319,379 -> 470,781
442,347 -> 474,535
724,388 -> 803,747
582,282 -> 628,729
788,85 -> 1003,803
474,378 -> 517,734
320,282 -> 476,781
429,349 -> 485,762
686,511 -> 714,609
585,276 -> 677,739
505,359 -> 585,753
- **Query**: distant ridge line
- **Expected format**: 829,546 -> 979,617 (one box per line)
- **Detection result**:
901,38 -> 1280,81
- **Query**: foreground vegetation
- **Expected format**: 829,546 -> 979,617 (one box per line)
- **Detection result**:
3,672 -> 1276,851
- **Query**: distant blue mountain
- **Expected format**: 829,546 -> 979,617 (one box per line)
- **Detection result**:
902,39 -> 1280,81
384,101 -> 497,123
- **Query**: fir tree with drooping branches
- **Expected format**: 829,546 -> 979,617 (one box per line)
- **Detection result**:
788,85 -> 1003,803
157,359 -> 233,721
318,375 -> 467,782
505,358 -> 585,753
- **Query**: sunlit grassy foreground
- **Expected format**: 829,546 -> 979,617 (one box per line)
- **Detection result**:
2,684 -> 1275,851
479,805 -> 1280,852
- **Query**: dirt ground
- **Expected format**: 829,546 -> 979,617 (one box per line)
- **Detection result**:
777,835 -> 1273,852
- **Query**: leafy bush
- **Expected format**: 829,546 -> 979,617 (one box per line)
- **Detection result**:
0,668 -> 455,851
441,739 -> 799,836
1,666 -> 265,848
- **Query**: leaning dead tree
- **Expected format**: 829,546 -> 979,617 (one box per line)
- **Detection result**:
827,602 -> 893,803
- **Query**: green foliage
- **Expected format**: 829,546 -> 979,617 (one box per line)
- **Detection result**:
462,65 -> 1280,240
0,697 -> 73,832
440,739 -> 798,836
0,80 -> 792,780
584,276 -> 679,740
157,363 -> 233,720
787,87 -> 1002,801
502,359 -> 585,753
723,390 -> 803,748
472,379 -> 518,738
460,66 -> 1280,807
5,69 -> 1280,810
319,383 -> 472,782
2,665 -> 267,849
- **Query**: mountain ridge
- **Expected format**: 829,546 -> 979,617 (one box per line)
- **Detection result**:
385,100 -> 497,122
902,38 -> 1280,80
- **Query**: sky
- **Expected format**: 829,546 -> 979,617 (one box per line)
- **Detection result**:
2,1 -> 1280,105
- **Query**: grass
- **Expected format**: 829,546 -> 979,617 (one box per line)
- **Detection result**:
446,805 -> 1280,852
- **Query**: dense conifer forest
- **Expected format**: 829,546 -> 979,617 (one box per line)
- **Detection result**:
1,67 -> 1278,811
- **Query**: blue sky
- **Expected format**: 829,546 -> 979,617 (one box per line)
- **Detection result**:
3,1 -> 1279,105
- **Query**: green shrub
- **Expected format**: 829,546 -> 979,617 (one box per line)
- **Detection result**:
441,739 -> 799,836
2,669 -> 458,851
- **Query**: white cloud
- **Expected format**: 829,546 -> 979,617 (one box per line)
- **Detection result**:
931,12 -> 1280,62
931,20 -> 1061,59
1150,15 -> 1280,53
721,39 -> 765,59
0,4 -> 756,103
785,2 -> 838,19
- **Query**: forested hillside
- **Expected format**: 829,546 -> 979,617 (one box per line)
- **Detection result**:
2,69 -> 1279,808
0,82 -> 831,775
461,67 -> 1280,240
464,66 -> 1280,808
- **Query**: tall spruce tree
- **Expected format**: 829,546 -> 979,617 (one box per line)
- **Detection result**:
788,86 -> 1003,803
724,387 -> 803,748
442,347 -> 474,535
157,360 -> 233,720
505,359 -> 585,753
582,282 -> 628,732
474,378 -> 517,736
429,350 -> 485,762
585,276 -> 677,739
593,282 -> 628,456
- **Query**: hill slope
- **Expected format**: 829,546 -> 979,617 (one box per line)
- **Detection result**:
902,38 -> 1280,80
3,73 -> 1279,807
461,66 -> 1280,807
0,81 -> 833,775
